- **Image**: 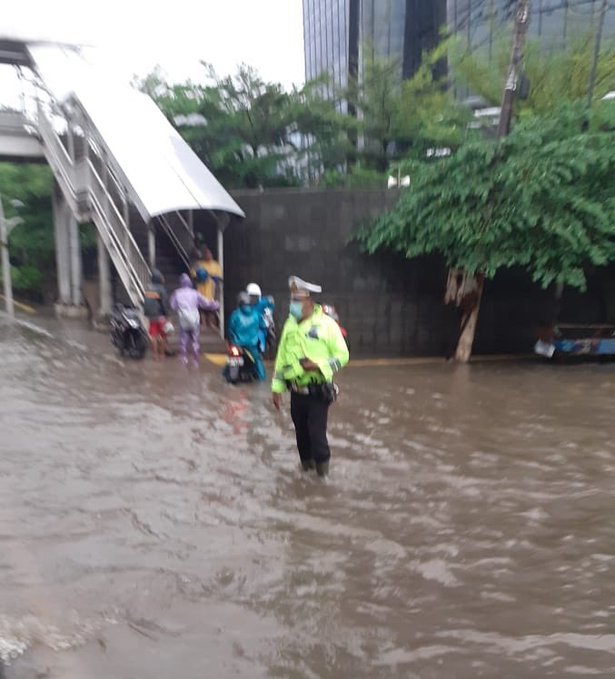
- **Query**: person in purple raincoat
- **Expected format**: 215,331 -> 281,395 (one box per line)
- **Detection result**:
170,273 -> 219,365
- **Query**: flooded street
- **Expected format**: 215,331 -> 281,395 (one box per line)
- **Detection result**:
1,316 -> 614,678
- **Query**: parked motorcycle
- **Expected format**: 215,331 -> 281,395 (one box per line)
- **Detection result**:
223,344 -> 259,384
110,304 -> 148,359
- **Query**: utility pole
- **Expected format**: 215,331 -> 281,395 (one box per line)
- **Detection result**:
497,0 -> 531,139
488,0 -> 497,61
0,196 -> 23,318
587,0 -> 609,111
450,0 -> 532,362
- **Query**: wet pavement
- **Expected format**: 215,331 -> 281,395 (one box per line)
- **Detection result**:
1,314 -> 614,678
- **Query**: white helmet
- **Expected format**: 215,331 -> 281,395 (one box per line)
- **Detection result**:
246,283 -> 262,297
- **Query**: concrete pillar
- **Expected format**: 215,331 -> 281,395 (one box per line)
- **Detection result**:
68,214 -> 83,306
53,182 -> 88,319
217,221 -> 225,339
97,231 -> 112,316
52,183 -> 71,306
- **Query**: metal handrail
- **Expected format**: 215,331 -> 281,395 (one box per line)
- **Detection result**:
88,165 -> 149,299
175,210 -> 192,235
167,211 -> 195,257
158,213 -> 191,269
36,93 -> 195,289
36,101 -> 150,303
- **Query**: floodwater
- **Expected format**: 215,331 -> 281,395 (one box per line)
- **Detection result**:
1,316 -> 614,679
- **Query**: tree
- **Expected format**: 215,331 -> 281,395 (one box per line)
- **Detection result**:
339,43 -> 473,180
0,163 -> 55,301
289,76 -> 355,184
136,64 -> 301,188
137,64 -> 361,189
452,33 -> 615,116
359,103 -> 615,361
345,54 -> 403,172
396,40 -> 474,159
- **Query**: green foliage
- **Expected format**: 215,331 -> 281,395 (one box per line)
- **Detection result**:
397,40 -> 475,158
138,63 -> 358,188
346,53 -> 403,171
11,265 -> 43,294
291,76 -> 355,181
134,34 -> 615,190
320,166 -> 386,189
360,103 -> 615,291
137,64 -> 314,188
0,163 -> 54,299
452,33 -> 615,115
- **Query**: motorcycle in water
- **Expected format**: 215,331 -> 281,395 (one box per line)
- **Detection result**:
262,303 -> 277,358
110,305 -> 148,359
223,344 -> 258,384
322,304 -> 349,348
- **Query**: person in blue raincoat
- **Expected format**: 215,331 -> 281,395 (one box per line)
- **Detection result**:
246,282 -> 275,354
228,292 -> 266,381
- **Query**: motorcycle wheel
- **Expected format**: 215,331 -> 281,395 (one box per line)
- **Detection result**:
265,329 -> 277,360
239,365 -> 256,383
265,342 -> 277,361
127,332 -> 147,359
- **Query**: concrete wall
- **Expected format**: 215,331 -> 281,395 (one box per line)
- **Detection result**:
224,188 -> 606,357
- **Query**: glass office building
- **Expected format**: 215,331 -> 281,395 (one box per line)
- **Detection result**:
303,0 -> 357,97
448,0 -> 615,58
304,0 -> 615,93
303,0 -> 446,94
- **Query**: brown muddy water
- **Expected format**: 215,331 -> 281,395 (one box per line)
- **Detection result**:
0,315 -> 614,678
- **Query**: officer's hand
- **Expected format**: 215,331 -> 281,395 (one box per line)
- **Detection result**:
300,359 -> 320,372
272,393 -> 283,411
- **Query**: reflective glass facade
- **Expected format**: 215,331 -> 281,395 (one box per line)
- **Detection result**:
303,0 -> 445,91
447,0 -> 615,57
304,0 -> 355,97
304,1 -> 615,95
360,0 -> 407,80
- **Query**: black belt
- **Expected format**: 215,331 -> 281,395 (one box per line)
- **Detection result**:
290,382 -> 338,404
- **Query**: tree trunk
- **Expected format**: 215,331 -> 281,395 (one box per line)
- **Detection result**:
454,275 -> 485,363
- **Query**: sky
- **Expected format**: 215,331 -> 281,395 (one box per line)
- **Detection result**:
0,0 -> 305,89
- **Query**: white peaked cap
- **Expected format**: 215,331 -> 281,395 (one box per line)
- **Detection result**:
288,276 -> 322,295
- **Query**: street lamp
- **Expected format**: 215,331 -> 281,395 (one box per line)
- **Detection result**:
0,196 -> 24,317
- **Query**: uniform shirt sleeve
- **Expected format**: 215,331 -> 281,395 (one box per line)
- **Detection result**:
271,319 -> 305,392
326,318 -> 349,375
272,321 -> 290,394
310,317 -> 348,382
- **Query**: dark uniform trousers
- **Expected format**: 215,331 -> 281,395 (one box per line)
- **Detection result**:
290,392 -> 331,465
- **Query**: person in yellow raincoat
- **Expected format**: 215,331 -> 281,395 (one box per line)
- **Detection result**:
272,276 -> 349,477
191,247 -> 222,328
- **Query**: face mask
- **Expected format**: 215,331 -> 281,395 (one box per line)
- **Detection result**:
289,300 -> 304,320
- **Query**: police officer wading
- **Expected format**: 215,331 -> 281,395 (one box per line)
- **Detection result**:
272,276 -> 350,477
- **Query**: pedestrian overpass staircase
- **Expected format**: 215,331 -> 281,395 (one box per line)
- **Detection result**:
0,109 -> 44,161
0,38 -> 244,318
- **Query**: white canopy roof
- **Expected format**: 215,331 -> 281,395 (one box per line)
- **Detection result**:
28,44 -> 244,220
